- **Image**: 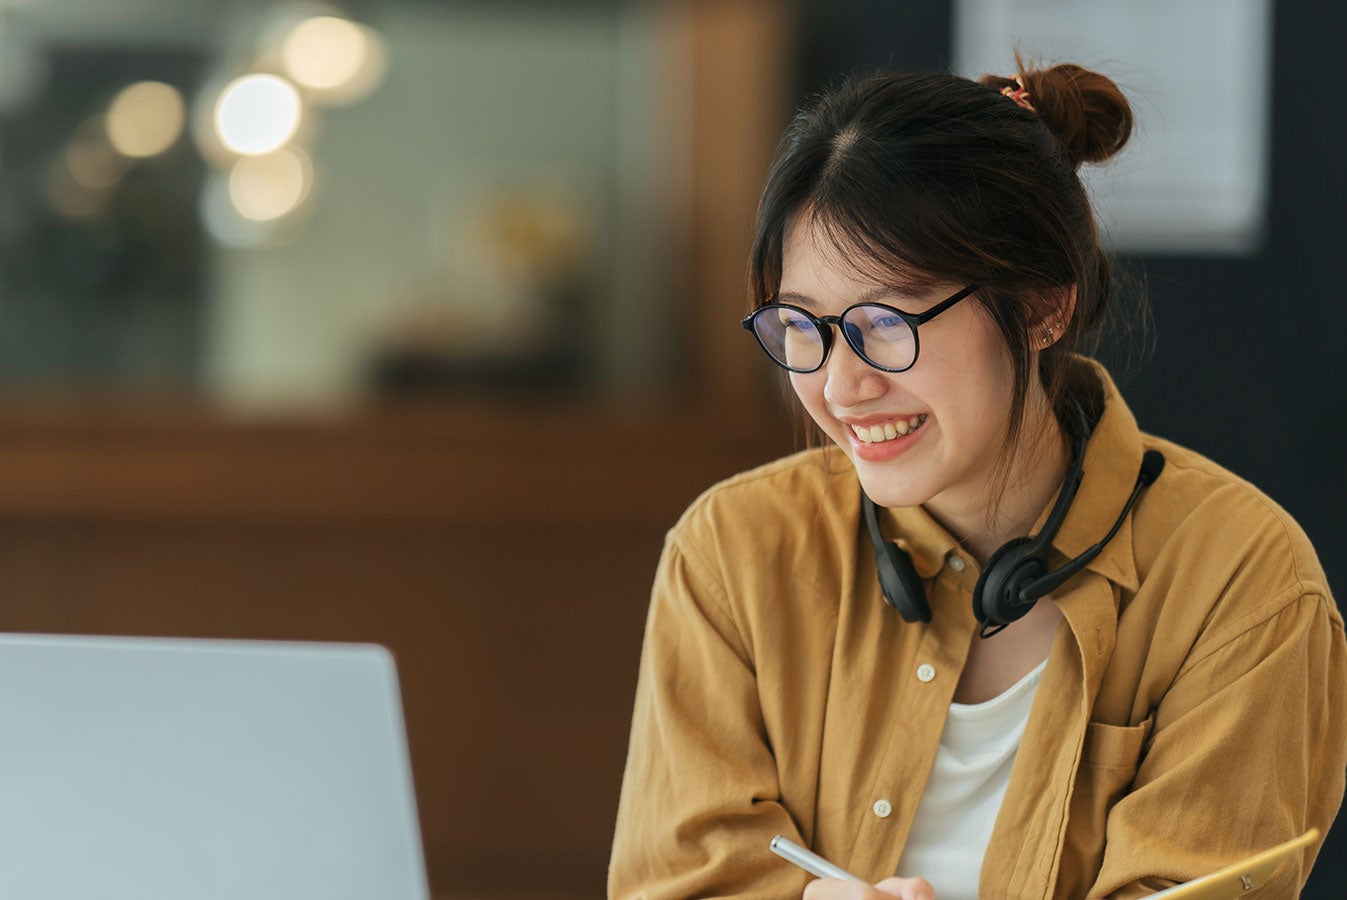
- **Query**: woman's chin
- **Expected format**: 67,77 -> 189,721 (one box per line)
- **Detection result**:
853,470 -> 934,511
824,441 -> 927,509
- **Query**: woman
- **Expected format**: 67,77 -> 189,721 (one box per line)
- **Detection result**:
609,59 -> 1347,899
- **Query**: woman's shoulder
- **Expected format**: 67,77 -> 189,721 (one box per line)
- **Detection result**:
1137,434 -> 1321,574
1130,431 -> 1335,631
667,447 -> 859,560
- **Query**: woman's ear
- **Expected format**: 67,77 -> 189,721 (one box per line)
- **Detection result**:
1033,285 -> 1077,349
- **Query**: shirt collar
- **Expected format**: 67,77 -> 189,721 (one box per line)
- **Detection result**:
1049,359 -> 1143,592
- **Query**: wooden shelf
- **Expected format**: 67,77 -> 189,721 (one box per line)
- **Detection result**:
0,398 -> 793,525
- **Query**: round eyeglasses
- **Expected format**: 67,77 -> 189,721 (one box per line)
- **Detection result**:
740,284 -> 980,374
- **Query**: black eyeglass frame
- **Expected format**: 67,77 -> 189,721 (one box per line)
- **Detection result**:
740,283 -> 982,374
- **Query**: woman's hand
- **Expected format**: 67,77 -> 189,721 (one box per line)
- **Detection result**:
802,876 -> 935,900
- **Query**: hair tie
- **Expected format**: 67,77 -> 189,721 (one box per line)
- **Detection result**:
1000,75 -> 1035,112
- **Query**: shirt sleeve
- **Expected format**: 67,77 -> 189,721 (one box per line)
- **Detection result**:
608,528 -> 812,900
1087,587 -> 1347,898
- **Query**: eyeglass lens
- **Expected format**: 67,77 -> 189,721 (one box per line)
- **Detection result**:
751,305 -> 918,372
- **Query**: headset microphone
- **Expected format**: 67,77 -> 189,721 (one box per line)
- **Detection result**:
1009,450 -> 1165,607
863,445 -> 1165,636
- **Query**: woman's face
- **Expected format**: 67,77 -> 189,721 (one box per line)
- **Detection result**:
780,220 -> 1020,520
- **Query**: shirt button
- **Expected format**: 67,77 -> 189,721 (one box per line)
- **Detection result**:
872,799 -> 892,818
948,555 -> 966,573
916,664 -> 936,683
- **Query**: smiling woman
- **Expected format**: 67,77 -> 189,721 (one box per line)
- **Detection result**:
609,54 -> 1347,900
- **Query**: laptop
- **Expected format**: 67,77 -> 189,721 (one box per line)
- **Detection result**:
0,633 -> 431,900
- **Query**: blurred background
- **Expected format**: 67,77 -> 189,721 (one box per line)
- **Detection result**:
0,0 -> 1340,897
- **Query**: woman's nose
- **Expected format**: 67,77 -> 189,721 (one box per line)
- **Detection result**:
822,338 -> 888,408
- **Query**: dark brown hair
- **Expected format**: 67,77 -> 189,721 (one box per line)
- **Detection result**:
749,57 -> 1138,499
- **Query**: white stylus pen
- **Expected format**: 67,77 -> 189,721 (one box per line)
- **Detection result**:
770,835 -> 864,883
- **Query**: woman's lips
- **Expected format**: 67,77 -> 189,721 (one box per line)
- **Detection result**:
848,414 -> 927,443
844,413 -> 930,461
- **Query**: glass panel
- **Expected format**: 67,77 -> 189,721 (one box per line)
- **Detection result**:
0,1 -> 688,409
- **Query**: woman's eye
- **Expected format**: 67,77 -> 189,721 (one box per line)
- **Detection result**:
865,314 -> 910,335
778,312 -> 811,330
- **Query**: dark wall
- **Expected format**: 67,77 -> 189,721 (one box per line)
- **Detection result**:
795,0 -> 1347,895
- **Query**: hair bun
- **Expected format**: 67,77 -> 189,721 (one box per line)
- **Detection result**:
988,61 -> 1134,168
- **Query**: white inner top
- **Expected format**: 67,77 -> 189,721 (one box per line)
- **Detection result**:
895,659 -> 1048,899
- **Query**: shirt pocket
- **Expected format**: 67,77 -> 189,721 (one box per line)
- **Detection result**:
1081,716 -> 1154,772
1067,717 -> 1156,865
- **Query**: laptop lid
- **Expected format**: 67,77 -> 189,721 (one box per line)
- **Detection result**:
0,633 -> 431,900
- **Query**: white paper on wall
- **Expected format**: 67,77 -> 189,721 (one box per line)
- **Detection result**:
953,0 -> 1273,255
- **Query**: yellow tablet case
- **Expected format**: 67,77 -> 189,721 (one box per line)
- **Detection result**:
1148,829 -> 1319,898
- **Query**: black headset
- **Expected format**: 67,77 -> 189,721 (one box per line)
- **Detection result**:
862,416 -> 1165,637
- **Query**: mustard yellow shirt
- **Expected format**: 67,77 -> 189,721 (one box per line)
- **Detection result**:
609,367 -> 1347,898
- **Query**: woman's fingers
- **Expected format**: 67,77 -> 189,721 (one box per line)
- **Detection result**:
802,876 -> 935,900
801,878 -> 878,899
873,876 -> 936,900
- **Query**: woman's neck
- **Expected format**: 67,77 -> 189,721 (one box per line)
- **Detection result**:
927,402 -> 1073,565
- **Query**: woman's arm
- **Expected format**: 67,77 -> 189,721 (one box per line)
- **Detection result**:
1087,587 -> 1347,898
608,531 -> 812,899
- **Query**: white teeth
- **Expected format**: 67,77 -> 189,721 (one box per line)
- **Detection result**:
850,415 -> 927,443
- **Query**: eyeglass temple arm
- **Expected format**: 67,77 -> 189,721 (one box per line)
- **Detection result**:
910,283 -> 981,325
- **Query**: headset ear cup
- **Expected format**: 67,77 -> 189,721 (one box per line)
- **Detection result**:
973,536 -> 1046,627
875,540 -> 931,623
862,492 -> 931,623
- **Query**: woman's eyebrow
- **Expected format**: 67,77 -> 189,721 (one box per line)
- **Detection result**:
856,285 -> 930,306
777,286 -> 928,308
776,290 -> 819,308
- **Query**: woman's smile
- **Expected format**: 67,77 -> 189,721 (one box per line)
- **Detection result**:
844,413 -> 931,461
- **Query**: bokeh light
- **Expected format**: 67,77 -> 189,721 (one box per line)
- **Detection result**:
228,147 -> 313,221
66,131 -> 127,189
282,16 -> 365,90
105,81 -> 185,158
280,15 -> 387,105
200,172 -> 273,248
213,74 -> 302,156
48,163 -> 109,220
